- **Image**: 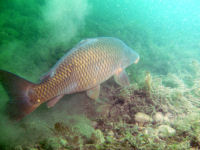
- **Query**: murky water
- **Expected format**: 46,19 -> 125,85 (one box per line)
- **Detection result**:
0,0 -> 200,149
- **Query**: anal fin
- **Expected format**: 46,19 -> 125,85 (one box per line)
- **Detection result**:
47,95 -> 64,108
86,85 -> 100,100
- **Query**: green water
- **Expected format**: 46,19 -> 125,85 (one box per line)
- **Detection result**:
0,0 -> 200,149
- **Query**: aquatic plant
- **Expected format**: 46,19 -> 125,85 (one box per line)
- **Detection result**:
145,71 -> 152,96
0,0 -> 200,149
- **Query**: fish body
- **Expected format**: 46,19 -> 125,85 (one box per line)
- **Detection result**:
0,37 -> 139,120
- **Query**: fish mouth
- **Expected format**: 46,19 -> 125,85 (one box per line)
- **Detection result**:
134,57 -> 140,64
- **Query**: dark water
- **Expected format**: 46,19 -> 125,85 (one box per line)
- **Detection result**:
0,0 -> 200,149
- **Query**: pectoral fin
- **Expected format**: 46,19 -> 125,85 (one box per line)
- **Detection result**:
114,69 -> 130,87
86,85 -> 100,100
47,95 -> 64,108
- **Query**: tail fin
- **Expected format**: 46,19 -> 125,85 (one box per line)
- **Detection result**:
0,70 -> 39,121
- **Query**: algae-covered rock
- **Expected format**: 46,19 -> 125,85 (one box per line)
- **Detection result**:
25,148 -> 38,150
14,145 -> 23,150
91,129 -> 105,144
157,125 -> 176,138
163,115 -> 170,123
72,115 -> 95,138
153,112 -> 164,123
107,130 -> 114,137
59,137 -> 68,147
135,112 -> 152,125
164,112 -> 173,122
106,130 -> 115,143
40,137 -> 61,150
95,129 -> 105,144
144,127 -> 157,137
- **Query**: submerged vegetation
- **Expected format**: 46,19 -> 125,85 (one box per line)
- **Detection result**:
1,63 -> 200,149
0,0 -> 200,149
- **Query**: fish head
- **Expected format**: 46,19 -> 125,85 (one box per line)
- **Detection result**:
121,45 -> 140,68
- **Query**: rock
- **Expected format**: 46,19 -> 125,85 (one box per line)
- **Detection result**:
122,114 -> 131,122
40,137 -> 61,150
153,112 -> 164,123
144,127 -> 156,137
106,130 -> 115,143
163,115 -> 170,122
153,112 -> 171,123
143,127 -> 160,143
94,129 -> 105,144
59,138 -> 68,147
107,130 -> 114,137
156,125 -> 176,138
91,121 -> 98,128
97,104 -> 111,117
14,145 -> 23,150
25,148 -> 38,150
135,112 -> 152,126
197,134 -> 200,145
165,112 -> 173,122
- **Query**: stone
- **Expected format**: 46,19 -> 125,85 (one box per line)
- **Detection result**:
153,112 -> 164,123
26,148 -> 38,150
91,121 -> 98,128
108,130 -> 114,136
165,112 -> 173,122
14,145 -> 23,150
156,125 -> 176,138
135,112 -> 152,125
41,137 -> 61,150
29,148 -> 38,150
59,138 -> 68,147
144,127 -> 156,137
94,129 -> 105,144
163,115 -> 170,122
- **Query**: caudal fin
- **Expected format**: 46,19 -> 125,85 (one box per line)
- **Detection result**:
0,70 -> 39,121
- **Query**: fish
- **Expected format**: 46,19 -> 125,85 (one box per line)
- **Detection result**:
0,37 -> 139,120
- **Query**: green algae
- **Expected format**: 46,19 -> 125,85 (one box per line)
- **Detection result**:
0,0 -> 200,149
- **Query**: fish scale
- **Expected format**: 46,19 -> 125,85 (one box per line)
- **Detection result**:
0,37 -> 139,120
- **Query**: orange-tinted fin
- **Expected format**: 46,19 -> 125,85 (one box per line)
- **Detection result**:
114,69 -> 130,87
47,95 -> 64,108
86,85 -> 100,100
0,70 -> 40,121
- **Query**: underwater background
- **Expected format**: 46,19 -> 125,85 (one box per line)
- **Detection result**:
0,0 -> 200,149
